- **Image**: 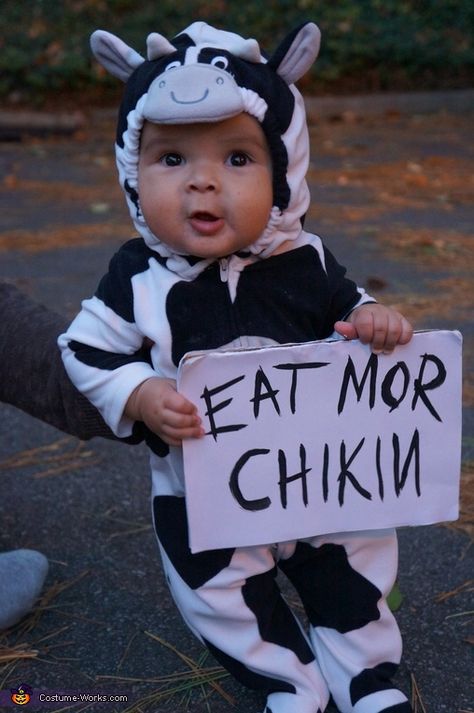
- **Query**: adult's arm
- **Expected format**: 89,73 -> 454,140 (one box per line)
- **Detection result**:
0,283 -> 141,441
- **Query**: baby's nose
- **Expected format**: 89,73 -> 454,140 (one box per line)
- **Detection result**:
187,163 -> 219,192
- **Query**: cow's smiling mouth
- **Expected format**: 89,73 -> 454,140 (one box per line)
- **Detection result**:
171,89 -> 210,105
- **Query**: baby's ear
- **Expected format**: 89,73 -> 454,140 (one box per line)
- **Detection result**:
90,30 -> 145,82
268,22 -> 321,85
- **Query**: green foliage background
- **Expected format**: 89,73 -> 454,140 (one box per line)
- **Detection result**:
1,0 -> 473,104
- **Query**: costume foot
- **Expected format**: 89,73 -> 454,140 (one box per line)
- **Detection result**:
263,708 -> 323,713
0,549 -> 49,629
353,697 -> 412,713
264,693 -> 322,713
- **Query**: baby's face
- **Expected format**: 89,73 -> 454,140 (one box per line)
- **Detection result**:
138,113 -> 273,259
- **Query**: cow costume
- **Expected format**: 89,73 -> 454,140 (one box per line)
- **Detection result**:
59,21 -> 412,713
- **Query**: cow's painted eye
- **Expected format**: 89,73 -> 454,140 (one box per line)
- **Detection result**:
165,60 -> 182,71
211,56 -> 229,70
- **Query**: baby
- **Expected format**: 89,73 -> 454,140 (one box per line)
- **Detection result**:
59,21 -> 413,713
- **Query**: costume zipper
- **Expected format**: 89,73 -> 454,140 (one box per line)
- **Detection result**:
219,257 -> 229,282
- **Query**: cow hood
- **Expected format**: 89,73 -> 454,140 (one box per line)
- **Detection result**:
90,21 -> 321,278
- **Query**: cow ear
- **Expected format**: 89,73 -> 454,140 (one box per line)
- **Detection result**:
268,22 -> 321,84
146,32 -> 177,61
90,30 -> 145,82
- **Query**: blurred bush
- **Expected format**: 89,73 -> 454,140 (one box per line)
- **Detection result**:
1,0 -> 473,106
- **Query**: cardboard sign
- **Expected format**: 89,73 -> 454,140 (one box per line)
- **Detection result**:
178,331 -> 462,553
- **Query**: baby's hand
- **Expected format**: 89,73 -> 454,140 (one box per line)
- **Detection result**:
334,303 -> 413,354
125,377 -> 204,446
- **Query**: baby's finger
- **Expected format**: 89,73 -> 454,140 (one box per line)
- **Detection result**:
162,407 -> 202,430
349,310 -> 375,345
160,390 -> 198,423
333,320 -> 358,340
381,313 -> 403,354
399,316 -> 414,345
161,421 -> 205,446
369,313 -> 390,354
165,389 -> 198,415
382,313 -> 414,353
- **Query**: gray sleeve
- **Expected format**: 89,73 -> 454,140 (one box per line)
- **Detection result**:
0,283 -> 138,441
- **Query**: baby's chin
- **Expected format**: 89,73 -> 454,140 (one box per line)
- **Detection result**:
181,232 -> 259,260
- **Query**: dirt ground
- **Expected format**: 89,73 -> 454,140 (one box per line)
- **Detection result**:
0,105 -> 473,712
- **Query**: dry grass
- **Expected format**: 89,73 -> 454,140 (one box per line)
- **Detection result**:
410,672 -> 428,713
310,154 -> 474,209
0,562 -> 233,712
0,222 -> 131,254
98,507 -> 152,541
372,227 -> 474,271
382,287 -> 471,331
307,201 -> 387,225
0,571 -> 89,690
6,570 -> 89,638
97,632 -> 234,712
0,436 -> 100,478
0,642 -> 39,666
434,579 -> 474,605
445,462 -> 474,541
2,175 -> 116,203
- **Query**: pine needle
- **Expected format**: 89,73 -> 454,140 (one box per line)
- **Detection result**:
434,579 -> 474,603
0,643 -> 38,664
116,630 -> 140,672
107,525 -> 152,540
0,436 -> 100,478
97,632 -> 236,712
14,570 -> 90,636
0,659 -> 20,689
444,610 -> 474,621
410,672 -> 427,713
0,569 -> 90,681
144,631 -> 235,706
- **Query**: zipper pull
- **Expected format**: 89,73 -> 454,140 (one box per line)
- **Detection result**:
219,257 -> 229,282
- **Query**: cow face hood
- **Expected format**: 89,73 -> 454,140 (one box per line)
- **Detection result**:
91,21 -> 321,276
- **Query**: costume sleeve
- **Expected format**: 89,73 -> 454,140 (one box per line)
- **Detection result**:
58,242 -> 158,438
320,243 -> 375,335
0,283 -> 143,441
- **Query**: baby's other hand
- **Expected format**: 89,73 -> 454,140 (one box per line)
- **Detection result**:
334,303 -> 413,354
125,377 -> 204,446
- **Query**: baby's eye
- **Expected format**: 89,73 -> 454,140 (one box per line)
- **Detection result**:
160,152 -> 184,167
228,152 -> 250,167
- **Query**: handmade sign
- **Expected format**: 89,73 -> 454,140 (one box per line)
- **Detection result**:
178,330 -> 462,553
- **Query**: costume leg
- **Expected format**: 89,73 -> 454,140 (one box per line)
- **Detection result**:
278,529 -> 412,713
153,495 -> 329,713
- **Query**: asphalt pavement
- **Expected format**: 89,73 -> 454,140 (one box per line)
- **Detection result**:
0,92 -> 472,712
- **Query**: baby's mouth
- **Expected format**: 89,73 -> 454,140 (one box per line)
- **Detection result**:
192,211 -> 218,221
189,211 -> 224,235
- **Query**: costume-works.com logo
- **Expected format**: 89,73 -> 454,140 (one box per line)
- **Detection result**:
10,684 -> 32,706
